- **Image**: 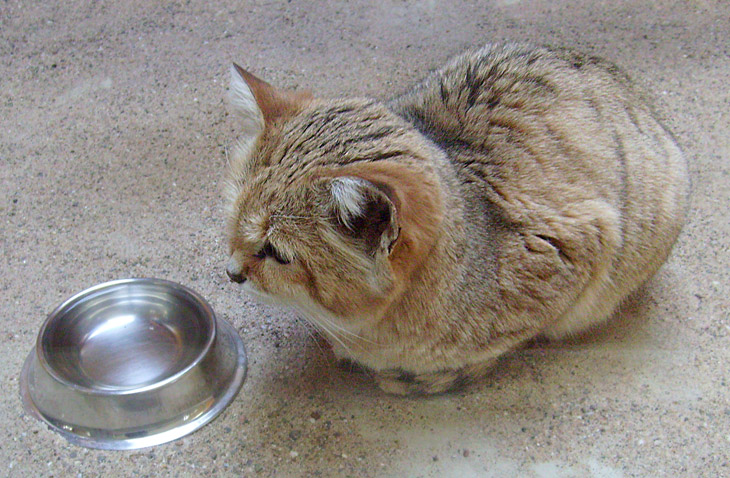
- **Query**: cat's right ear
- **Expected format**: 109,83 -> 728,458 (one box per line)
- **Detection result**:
229,63 -> 311,137
329,176 -> 400,256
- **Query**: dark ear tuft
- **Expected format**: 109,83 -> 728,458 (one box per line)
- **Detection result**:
330,177 -> 399,255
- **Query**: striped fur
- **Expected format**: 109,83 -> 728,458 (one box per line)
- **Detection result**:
224,44 -> 689,395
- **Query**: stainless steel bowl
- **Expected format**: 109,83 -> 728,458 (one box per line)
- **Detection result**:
20,278 -> 247,450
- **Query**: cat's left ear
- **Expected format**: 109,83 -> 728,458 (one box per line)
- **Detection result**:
329,176 -> 400,256
229,63 -> 311,137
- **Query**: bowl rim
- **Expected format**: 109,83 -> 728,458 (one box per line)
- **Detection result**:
35,278 -> 217,396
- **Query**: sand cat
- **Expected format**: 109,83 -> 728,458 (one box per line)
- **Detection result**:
223,43 -> 688,395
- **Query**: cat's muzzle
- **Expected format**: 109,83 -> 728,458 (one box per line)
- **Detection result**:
226,269 -> 246,283
226,251 -> 247,283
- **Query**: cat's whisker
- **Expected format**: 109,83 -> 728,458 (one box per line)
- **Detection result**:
242,284 -> 376,358
298,319 -> 378,381
269,214 -> 338,221
294,301 -> 383,360
308,315 -> 357,359
269,214 -> 314,220
298,319 -> 329,359
310,312 -> 378,346
287,294 -> 379,346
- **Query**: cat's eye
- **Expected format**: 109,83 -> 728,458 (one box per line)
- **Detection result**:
254,242 -> 291,265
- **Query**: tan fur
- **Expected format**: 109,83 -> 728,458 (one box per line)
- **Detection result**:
223,44 -> 689,395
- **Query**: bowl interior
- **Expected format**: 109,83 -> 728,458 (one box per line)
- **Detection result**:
40,280 -> 214,392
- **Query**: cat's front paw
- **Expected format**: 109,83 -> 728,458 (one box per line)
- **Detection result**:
374,368 -> 470,396
336,358 -> 369,374
374,360 -> 498,395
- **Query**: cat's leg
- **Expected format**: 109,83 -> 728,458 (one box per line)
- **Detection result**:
540,278 -> 621,339
538,199 -> 624,339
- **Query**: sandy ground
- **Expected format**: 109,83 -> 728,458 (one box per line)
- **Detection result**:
2,1 -> 729,477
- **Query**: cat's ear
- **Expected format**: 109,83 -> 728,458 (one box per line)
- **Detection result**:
329,177 -> 400,256
229,63 -> 265,138
229,63 -> 311,136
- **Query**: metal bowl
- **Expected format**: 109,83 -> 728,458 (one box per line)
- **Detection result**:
19,278 -> 246,450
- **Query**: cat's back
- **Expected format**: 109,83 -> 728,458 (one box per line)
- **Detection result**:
392,42 -> 687,243
391,43 -> 683,191
391,43 -> 689,336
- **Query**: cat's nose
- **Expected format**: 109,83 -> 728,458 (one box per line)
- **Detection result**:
226,269 -> 246,283
226,251 -> 247,284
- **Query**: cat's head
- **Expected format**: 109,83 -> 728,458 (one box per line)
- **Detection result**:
223,64 -> 444,320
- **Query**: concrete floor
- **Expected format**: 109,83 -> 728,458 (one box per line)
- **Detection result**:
2,1 -> 729,476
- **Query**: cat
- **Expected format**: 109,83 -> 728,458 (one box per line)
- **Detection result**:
222,43 -> 689,395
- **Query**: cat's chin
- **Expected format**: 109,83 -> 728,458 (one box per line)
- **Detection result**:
240,282 -> 283,307
240,283 -> 313,314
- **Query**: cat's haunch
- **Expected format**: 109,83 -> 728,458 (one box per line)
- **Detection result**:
222,43 -> 688,395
